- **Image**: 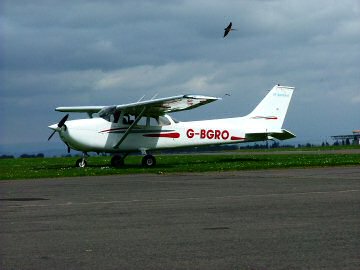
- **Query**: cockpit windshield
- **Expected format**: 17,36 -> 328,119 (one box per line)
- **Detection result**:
158,116 -> 171,126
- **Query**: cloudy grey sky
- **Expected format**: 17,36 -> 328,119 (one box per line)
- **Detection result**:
1,0 -> 359,154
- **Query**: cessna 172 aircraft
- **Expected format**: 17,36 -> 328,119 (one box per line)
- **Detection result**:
48,84 -> 295,168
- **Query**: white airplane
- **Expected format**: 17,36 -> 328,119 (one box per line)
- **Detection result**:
48,84 -> 295,168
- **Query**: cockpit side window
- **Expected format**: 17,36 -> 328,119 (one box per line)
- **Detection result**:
114,110 -> 121,123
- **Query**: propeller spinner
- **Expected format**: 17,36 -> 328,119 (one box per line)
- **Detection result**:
48,114 -> 69,141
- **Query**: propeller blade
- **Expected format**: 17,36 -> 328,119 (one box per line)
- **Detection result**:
65,142 -> 71,153
48,130 -> 56,141
58,114 -> 69,128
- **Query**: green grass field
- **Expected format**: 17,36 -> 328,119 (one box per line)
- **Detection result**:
1,151 -> 360,180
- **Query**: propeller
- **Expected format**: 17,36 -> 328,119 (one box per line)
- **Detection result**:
48,114 -> 69,141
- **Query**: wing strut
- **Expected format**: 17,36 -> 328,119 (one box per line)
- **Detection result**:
113,107 -> 146,149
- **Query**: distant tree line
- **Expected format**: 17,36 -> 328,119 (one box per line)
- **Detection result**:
241,141 -> 295,150
159,144 -> 239,154
19,153 -> 45,158
0,154 -> 15,159
0,153 -> 45,159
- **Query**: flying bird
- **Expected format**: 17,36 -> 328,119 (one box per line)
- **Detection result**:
223,22 -> 236,38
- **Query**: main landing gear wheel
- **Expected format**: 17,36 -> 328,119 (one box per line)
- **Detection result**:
142,154 -> 156,167
75,158 -> 87,168
111,155 -> 124,168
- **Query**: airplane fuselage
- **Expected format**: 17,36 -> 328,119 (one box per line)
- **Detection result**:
58,115 -> 253,153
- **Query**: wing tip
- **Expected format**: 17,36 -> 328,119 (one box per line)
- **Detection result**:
184,94 -> 221,100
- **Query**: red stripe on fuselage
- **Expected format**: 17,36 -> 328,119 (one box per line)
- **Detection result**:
143,132 -> 180,138
230,136 -> 245,141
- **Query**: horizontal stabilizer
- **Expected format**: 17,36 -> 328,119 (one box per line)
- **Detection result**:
246,129 -> 296,141
270,129 -> 296,140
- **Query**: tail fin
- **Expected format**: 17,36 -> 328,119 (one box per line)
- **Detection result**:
246,85 -> 295,131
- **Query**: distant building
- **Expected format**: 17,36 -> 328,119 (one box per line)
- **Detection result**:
331,130 -> 360,145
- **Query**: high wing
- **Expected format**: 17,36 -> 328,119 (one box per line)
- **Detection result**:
56,94 -> 220,117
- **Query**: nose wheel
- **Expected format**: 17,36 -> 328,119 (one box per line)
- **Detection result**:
75,153 -> 88,168
75,158 -> 87,168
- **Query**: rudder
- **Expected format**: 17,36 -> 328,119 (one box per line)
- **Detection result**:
246,84 -> 295,131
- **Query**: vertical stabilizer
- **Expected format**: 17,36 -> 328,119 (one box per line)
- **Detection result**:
246,85 -> 295,131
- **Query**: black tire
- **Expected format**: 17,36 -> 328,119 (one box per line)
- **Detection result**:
75,158 -> 87,168
142,155 -> 156,167
111,155 -> 124,168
